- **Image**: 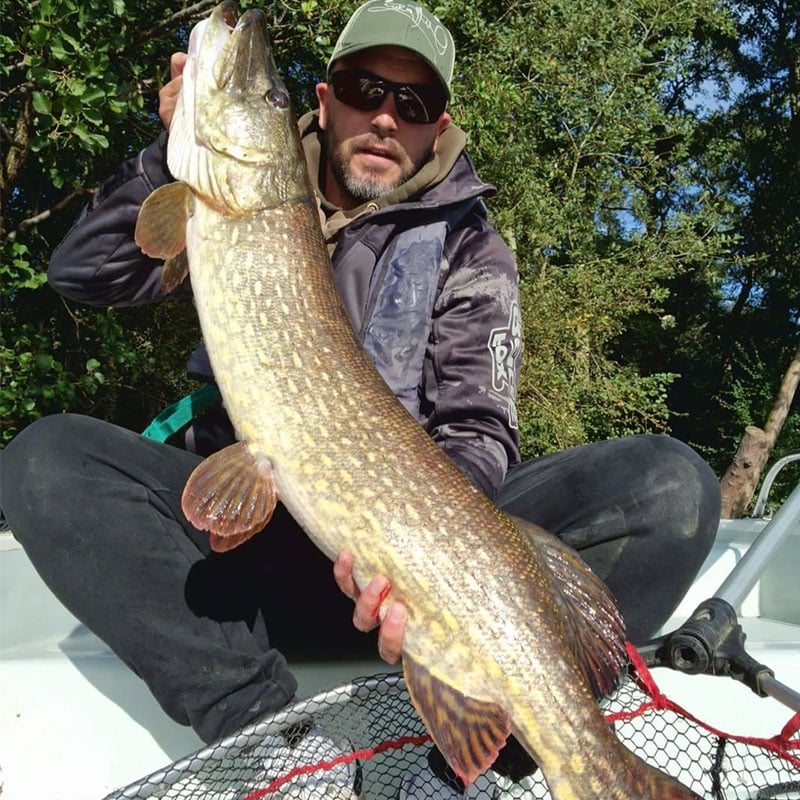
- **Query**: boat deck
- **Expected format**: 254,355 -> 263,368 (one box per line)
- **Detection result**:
1,515 -> 797,799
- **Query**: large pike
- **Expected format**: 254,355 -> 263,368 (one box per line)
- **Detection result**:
135,5 -> 701,798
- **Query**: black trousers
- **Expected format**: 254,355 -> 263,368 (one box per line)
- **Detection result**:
0,414 -> 719,743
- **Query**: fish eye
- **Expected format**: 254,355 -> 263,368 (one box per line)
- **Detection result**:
267,88 -> 289,109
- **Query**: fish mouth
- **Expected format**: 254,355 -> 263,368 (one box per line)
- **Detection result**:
214,5 -> 277,96
188,2 -> 279,98
169,1 -> 304,207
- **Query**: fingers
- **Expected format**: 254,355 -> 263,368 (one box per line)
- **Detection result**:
334,551 -> 387,630
353,575 -> 390,631
333,551 -> 406,665
170,51 -> 187,80
333,551 -> 359,600
353,577 -> 406,664
377,602 -> 406,665
158,52 -> 188,131
158,79 -> 181,131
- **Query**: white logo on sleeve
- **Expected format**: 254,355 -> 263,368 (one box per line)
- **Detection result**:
487,302 -> 522,429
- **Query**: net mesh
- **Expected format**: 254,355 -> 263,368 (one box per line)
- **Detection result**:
105,648 -> 800,800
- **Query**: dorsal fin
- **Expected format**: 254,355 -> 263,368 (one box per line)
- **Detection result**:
512,515 -> 628,698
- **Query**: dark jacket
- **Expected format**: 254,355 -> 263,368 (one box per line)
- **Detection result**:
48,116 -> 521,498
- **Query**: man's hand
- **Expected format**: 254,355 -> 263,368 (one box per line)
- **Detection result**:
334,551 -> 406,664
158,52 -> 187,131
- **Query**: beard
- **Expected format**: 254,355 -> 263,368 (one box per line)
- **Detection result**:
322,123 -> 431,206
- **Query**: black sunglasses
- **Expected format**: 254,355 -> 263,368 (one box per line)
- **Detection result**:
329,68 -> 447,125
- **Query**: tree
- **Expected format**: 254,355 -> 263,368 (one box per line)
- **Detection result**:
1,0 -> 350,444
658,0 -> 800,511
720,343 -> 800,517
2,0 -> 210,442
440,0 -> 735,456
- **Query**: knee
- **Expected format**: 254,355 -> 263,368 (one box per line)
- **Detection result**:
3,413 -> 94,479
635,434 -> 721,549
1,414 -> 98,538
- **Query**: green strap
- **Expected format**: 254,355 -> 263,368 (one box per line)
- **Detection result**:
141,383 -> 221,443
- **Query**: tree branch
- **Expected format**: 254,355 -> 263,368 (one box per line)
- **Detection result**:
138,0 -> 219,43
720,342 -> 800,518
3,188 -> 96,243
1,92 -> 33,195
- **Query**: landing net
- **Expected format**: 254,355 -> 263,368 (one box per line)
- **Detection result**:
105,646 -> 800,800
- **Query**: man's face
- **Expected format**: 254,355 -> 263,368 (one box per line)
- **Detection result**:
316,46 -> 451,209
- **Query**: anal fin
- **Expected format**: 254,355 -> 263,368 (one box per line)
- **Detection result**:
404,654 -> 511,786
182,441 -> 277,552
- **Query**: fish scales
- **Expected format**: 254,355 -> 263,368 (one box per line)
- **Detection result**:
197,189 -> 622,782
134,5 -> 702,798
193,191 -> 641,798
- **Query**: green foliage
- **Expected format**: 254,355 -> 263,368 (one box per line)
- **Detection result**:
516,268 -> 675,455
2,0 -> 198,439
435,0 -> 737,457
0,0 -> 362,443
656,0 -> 800,487
0,334 -> 106,444
1,284 -> 201,444
2,0 -> 797,498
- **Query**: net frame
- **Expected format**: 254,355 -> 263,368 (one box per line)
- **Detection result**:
105,645 -> 800,800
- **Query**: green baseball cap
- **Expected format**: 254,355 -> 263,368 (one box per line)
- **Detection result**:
328,0 -> 455,97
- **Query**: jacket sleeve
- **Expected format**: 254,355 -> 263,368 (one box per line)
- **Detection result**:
48,133 -> 181,307
422,216 -> 522,499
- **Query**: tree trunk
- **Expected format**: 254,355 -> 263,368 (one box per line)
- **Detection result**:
720,342 -> 800,518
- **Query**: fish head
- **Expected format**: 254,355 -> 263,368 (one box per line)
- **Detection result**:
168,2 -> 310,214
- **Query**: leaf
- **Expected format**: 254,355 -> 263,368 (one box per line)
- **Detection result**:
82,87 -> 106,105
28,25 -> 47,46
61,31 -> 82,52
83,108 -> 103,124
63,95 -> 82,115
35,354 -> 55,371
69,80 -> 88,97
72,122 -> 92,142
31,91 -> 52,115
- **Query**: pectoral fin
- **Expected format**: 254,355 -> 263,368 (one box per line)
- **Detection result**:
182,441 -> 277,552
512,516 -> 628,698
135,182 -> 194,293
403,654 -> 511,786
162,250 -> 190,295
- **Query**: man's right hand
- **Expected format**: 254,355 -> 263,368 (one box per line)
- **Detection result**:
158,52 -> 187,130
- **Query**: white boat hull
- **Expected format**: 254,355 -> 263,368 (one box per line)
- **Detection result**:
1,505 -> 798,799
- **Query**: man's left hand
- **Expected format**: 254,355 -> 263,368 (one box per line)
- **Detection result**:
333,551 -> 406,664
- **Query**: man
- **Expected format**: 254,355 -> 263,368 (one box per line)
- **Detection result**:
0,0 -> 720,793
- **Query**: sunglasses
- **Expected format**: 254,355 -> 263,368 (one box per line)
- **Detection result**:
329,68 -> 448,125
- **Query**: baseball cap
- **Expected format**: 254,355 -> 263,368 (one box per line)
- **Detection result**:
328,0 -> 455,97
